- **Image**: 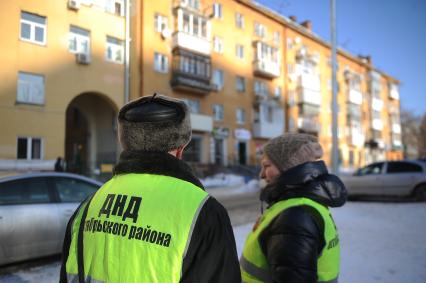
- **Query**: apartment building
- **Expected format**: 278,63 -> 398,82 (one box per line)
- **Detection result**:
0,0 -> 127,176
0,0 -> 403,176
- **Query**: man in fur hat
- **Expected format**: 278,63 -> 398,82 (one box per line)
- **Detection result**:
60,94 -> 241,283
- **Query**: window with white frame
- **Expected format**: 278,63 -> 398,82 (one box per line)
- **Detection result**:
235,44 -> 244,59
105,0 -> 124,16
254,22 -> 266,37
273,31 -> 280,45
69,26 -> 90,55
154,52 -> 168,73
256,42 -> 278,63
213,104 -> 224,121
213,36 -> 224,54
236,76 -> 245,92
180,10 -> 208,38
213,3 -> 223,19
106,36 -> 124,63
20,11 -> 46,45
236,108 -> 245,124
182,99 -> 200,114
17,137 -> 42,160
17,72 -> 45,105
235,12 -> 244,28
154,13 -> 168,32
213,69 -> 224,90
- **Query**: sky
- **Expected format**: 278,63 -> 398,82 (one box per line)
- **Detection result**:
256,0 -> 426,116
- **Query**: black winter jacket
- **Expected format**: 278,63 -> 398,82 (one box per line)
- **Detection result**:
60,151 -> 241,283
258,161 -> 347,283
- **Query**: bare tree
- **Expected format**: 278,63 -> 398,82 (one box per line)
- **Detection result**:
418,114 -> 426,158
400,109 -> 420,159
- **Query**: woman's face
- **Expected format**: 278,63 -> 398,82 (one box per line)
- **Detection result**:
259,155 -> 280,184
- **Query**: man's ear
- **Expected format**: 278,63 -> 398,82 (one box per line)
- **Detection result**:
175,145 -> 186,160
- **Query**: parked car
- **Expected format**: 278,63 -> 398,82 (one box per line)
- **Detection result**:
0,172 -> 102,266
341,160 -> 426,200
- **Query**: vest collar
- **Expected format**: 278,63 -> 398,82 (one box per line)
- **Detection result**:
113,150 -> 204,189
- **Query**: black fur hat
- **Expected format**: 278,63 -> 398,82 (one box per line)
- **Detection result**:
118,93 -> 191,152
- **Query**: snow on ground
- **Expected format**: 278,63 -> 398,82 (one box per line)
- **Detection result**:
234,201 -> 426,283
1,201 -> 426,283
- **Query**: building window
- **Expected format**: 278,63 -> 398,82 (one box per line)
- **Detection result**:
69,26 -> 90,55
174,51 -> 210,78
154,52 -> 168,73
213,3 -> 222,19
236,76 -> 245,92
106,36 -> 124,63
183,136 -> 202,162
254,80 -> 268,97
273,31 -> 280,45
256,41 -> 278,63
20,11 -> 46,45
213,69 -> 224,90
213,36 -> 224,54
182,99 -> 200,114
235,44 -> 244,59
154,13 -> 168,32
254,22 -> 266,38
17,137 -> 42,160
17,72 -> 45,105
105,0 -> 124,16
213,104 -> 224,121
236,108 -> 246,124
235,12 -> 244,28
180,10 -> 208,38
274,86 -> 282,98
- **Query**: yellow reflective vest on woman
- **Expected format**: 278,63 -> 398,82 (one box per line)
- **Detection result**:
65,173 -> 209,283
241,197 -> 340,283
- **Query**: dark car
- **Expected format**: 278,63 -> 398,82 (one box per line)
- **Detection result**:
0,172 -> 102,265
340,160 -> 426,200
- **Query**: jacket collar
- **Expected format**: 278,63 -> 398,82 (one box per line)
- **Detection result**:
113,150 -> 204,189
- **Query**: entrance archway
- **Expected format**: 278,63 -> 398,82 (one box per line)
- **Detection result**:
65,93 -> 118,178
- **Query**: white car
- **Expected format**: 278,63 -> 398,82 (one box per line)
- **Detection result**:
341,160 -> 426,200
0,172 -> 102,266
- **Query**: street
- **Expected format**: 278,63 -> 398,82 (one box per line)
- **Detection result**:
1,198 -> 426,283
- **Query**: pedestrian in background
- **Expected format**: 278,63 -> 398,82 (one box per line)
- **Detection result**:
240,133 -> 347,283
60,94 -> 241,283
54,157 -> 64,172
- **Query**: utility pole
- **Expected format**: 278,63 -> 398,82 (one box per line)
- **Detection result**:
331,0 -> 339,174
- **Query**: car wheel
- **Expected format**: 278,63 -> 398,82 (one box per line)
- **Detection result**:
413,184 -> 426,201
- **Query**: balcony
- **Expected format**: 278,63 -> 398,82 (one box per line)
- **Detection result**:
170,72 -> 214,94
299,73 -> 321,91
253,59 -> 280,78
392,123 -> 401,134
372,97 -> 383,111
190,113 -> 213,132
348,89 -> 363,105
253,120 -> 284,139
298,88 -> 321,106
372,119 -> 383,131
392,139 -> 402,149
389,85 -> 400,100
252,102 -> 284,139
298,117 -> 320,133
172,31 -> 211,56
349,129 -> 365,147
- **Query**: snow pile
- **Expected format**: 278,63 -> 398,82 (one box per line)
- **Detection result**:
201,173 -> 246,188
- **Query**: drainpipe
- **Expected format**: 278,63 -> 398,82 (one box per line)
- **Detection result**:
124,0 -> 131,104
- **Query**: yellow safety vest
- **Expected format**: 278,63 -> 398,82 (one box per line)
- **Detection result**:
66,173 -> 209,283
241,197 -> 340,283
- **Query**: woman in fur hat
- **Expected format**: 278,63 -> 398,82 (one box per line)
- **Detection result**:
240,133 -> 347,283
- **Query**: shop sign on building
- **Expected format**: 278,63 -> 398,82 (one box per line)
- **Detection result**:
213,127 -> 229,138
235,128 -> 252,140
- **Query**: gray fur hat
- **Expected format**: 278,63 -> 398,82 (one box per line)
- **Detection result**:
263,133 -> 324,172
118,93 -> 191,152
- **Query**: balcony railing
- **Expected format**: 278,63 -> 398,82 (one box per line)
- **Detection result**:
299,73 -> 321,91
298,117 -> 320,133
372,97 -> 383,111
253,59 -> 280,78
372,119 -> 383,131
298,88 -> 321,106
348,89 -> 363,105
253,120 -> 284,139
170,72 -> 214,94
172,31 -> 211,55
392,123 -> 401,134
348,129 -> 365,147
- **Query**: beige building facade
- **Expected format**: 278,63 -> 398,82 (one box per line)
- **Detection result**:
0,0 -> 402,177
